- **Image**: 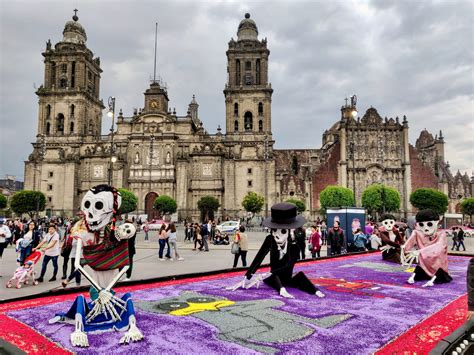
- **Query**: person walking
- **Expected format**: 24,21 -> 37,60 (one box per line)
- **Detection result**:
293,226 -> 306,260
61,221 -> 85,288
143,221 -> 150,242
233,225 -> 248,267
457,227 -> 466,251
167,223 -> 184,261
158,224 -> 170,261
200,221 -> 210,251
451,227 -> 459,251
34,224 -> 60,282
310,225 -> 321,258
327,220 -> 344,256
60,230 -> 73,280
193,223 -> 203,250
0,219 -> 12,277
320,221 -> 327,245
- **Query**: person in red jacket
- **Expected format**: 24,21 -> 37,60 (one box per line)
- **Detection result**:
310,225 -> 321,258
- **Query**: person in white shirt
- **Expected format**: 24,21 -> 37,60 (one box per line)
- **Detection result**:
33,224 -> 60,282
0,219 -> 12,277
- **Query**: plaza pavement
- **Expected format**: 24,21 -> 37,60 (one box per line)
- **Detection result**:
0,229 -> 470,302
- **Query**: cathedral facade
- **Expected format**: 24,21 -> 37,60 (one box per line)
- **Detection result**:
24,13 -> 473,220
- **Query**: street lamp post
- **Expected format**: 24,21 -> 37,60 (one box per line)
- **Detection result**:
107,97 -> 116,186
348,141 -> 356,207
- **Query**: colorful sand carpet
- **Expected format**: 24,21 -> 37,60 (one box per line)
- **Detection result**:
0,253 -> 469,354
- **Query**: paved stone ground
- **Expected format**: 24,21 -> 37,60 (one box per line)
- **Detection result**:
0,229 -> 470,302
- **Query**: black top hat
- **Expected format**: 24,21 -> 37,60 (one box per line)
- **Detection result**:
262,203 -> 306,229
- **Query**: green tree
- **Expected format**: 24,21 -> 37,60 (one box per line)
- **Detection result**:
409,188 -> 448,215
319,186 -> 354,211
154,195 -> 178,216
10,190 -> 46,218
461,198 -> 474,220
242,192 -> 265,214
117,188 -> 138,215
197,196 -> 220,222
361,184 -> 401,215
0,194 -> 7,210
286,198 -> 306,213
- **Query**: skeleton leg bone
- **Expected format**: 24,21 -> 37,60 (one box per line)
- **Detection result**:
407,273 -> 416,284
422,275 -> 436,287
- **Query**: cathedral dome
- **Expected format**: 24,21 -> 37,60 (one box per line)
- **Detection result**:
62,12 -> 87,44
237,13 -> 258,41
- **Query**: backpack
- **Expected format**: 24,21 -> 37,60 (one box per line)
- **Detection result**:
61,234 -> 73,257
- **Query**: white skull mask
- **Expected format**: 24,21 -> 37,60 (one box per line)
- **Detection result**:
381,219 -> 395,231
116,222 -> 136,240
81,187 -> 122,231
273,229 -> 288,246
416,220 -> 439,236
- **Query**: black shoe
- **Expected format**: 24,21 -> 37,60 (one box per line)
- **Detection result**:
61,276 -> 67,280
49,276 -> 57,282
36,277 -> 44,283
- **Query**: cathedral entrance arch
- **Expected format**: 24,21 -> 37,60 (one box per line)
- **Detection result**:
145,192 -> 159,221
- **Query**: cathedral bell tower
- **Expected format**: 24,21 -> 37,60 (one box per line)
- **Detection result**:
224,13 -> 273,136
36,10 -> 104,139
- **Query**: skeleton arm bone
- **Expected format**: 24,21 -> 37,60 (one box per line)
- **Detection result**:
105,265 -> 129,291
74,238 -> 102,292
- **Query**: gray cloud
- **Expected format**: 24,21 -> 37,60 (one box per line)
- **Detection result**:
0,0 -> 472,180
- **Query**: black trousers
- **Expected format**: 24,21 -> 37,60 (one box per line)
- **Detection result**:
263,271 -> 318,294
233,250 -> 247,267
414,265 -> 452,284
296,241 -> 306,260
0,242 -> 7,258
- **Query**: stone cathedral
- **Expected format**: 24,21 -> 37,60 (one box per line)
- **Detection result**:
24,12 -> 472,220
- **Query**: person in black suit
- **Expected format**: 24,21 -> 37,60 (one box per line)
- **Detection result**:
227,203 -> 324,299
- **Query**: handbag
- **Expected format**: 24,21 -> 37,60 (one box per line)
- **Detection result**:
231,242 -> 240,254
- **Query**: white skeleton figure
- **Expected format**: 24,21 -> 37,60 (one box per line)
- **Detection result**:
63,186 -> 143,347
379,217 -> 396,254
406,218 -> 440,287
227,229 -> 325,299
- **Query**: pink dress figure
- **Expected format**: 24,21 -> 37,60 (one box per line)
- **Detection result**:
403,209 -> 452,287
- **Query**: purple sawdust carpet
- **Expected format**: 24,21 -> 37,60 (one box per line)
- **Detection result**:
1,253 -> 469,354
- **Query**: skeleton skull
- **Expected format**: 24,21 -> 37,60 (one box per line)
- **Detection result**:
81,185 -> 122,231
381,219 -> 395,231
116,223 -> 137,240
416,220 -> 439,236
273,229 -> 288,246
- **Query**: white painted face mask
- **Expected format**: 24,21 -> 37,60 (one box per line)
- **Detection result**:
416,220 -> 439,237
273,229 -> 288,259
381,219 -> 395,231
81,188 -> 122,231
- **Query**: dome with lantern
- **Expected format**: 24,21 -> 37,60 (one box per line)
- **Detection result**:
237,13 -> 258,41
62,11 -> 87,44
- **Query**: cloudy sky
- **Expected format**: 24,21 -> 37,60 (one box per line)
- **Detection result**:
0,0 -> 473,180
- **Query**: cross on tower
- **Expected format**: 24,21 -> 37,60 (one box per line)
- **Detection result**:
72,9 -> 79,21
74,9 -> 78,16
344,97 -> 348,107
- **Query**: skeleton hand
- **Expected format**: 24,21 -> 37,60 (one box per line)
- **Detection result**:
245,272 -> 271,289
225,277 -> 249,291
380,245 -> 393,253
408,250 -> 420,258
315,290 -> 325,298
279,287 -> 294,299
86,289 -> 127,323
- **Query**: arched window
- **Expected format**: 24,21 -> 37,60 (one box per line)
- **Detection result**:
71,61 -> 76,88
258,102 -> 263,116
70,104 -> 75,117
70,121 -> 74,133
45,104 -> 51,119
236,59 -> 241,85
51,63 -> 56,87
56,113 -> 64,135
291,156 -> 299,175
60,78 -> 67,88
234,102 -> 239,116
234,120 -> 239,132
256,59 -> 261,85
244,111 -> 253,131
245,61 -> 251,70
46,122 -> 51,135
258,120 -> 263,132
61,63 -> 67,73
